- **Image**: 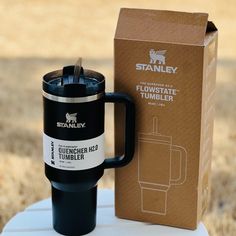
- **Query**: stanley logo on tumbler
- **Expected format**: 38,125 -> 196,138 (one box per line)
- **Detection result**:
57,113 -> 86,128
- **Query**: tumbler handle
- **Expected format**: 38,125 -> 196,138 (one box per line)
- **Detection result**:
103,92 -> 135,169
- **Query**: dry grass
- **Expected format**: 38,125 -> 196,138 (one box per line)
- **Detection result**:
0,1 -> 235,235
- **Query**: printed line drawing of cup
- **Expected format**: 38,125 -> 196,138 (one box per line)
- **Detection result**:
138,117 -> 187,215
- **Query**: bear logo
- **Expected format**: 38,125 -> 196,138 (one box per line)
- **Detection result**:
149,49 -> 167,65
66,113 -> 77,123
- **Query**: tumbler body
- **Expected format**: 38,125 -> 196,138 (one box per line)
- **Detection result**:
43,68 -> 105,235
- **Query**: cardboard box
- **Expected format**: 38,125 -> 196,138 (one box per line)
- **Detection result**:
114,8 -> 218,229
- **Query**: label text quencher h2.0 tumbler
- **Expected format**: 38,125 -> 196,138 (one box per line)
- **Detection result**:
42,60 -> 135,236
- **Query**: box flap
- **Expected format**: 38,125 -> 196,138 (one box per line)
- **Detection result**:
206,21 -> 217,33
115,8 -> 209,45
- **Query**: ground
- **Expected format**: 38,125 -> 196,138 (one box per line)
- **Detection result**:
0,1 -> 235,235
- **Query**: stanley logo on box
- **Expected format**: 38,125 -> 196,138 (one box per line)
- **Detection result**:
136,49 -> 178,74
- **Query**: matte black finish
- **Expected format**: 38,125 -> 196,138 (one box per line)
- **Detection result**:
103,93 -> 135,169
52,185 -> 97,236
43,97 -> 104,141
43,65 -> 135,236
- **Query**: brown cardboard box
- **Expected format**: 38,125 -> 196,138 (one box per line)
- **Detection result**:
114,8 -> 218,229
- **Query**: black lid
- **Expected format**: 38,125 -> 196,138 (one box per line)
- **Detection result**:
43,64 -> 105,97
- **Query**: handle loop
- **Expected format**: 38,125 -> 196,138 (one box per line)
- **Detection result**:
103,92 -> 135,169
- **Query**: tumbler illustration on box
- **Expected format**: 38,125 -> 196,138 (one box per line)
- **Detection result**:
138,117 -> 187,215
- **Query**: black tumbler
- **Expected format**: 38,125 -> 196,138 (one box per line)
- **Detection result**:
42,62 -> 135,236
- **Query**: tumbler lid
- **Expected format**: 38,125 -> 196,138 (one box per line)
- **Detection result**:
43,58 -> 105,97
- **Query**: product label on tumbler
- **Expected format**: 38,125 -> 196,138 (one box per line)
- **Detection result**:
43,133 -> 105,170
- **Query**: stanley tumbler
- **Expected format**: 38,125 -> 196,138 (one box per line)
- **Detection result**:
42,60 -> 135,235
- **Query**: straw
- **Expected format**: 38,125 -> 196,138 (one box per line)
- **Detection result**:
73,57 -> 82,83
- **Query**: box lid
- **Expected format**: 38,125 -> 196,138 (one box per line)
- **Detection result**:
115,8 -> 211,45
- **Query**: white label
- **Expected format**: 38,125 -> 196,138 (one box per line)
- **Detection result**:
43,133 -> 105,171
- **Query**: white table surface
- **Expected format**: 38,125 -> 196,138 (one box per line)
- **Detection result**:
1,189 -> 209,235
